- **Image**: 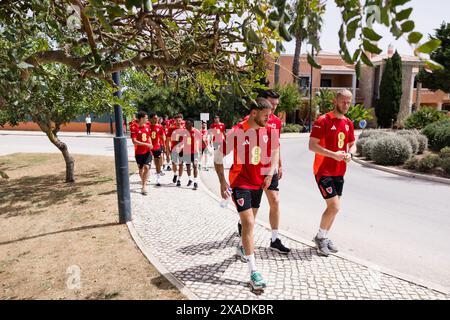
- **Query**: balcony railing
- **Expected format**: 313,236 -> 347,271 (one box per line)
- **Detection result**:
300,87 -> 362,100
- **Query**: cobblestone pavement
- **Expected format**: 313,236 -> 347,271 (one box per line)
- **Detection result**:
129,171 -> 449,300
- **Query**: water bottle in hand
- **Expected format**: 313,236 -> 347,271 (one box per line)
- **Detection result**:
220,187 -> 232,208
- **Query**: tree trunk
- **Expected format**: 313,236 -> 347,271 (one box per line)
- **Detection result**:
37,121 -> 75,183
292,32 -> 302,88
415,81 -> 422,112
274,41 -> 281,85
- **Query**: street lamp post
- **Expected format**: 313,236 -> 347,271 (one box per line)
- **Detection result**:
112,71 -> 131,223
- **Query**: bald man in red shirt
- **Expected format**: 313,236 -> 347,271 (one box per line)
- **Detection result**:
309,89 -> 356,257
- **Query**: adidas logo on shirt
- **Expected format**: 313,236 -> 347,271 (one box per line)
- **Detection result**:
331,125 -> 337,130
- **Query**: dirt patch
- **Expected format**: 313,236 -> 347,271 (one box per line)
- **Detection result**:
0,153 -> 186,300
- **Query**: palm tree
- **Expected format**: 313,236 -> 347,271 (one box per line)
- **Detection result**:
290,0 -> 307,87
289,0 -> 325,89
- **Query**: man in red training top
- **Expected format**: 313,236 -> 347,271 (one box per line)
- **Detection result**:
131,111 -> 153,195
214,97 -> 279,291
309,89 -> 355,257
167,114 -> 185,187
148,113 -> 166,186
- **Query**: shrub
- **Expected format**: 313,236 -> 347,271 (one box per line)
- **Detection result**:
404,107 -> 447,129
416,154 -> 440,173
440,146 -> 450,159
416,134 -> 428,154
401,134 -> 419,154
404,157 -> 419,170
356,138 -> 367,156
281,123 -> 303,133
359,129 -> 380,139
371,135 -> 413,165
396,129 -> 420,136
275,83 -> 303,114
346,104 -> 374,128
422,119 -> 450,151
441,157 -> 450,175
362,138 -> 379,160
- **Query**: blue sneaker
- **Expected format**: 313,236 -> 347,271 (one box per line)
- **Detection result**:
250,271 -> 267,290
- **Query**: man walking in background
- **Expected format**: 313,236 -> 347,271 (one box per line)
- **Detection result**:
131,111 -> 153,195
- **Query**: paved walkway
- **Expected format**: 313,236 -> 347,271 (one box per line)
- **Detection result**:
128,170 -> 448,300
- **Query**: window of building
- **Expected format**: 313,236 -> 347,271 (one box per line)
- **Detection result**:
320,79 -> 332,87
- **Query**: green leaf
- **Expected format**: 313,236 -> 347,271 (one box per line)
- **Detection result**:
341,47 -> 353,64
362,27 -> 382,41
268,11 -> 279,21
408,32 -> 423,44
307,53 -> 321,69
125,0 -> 141,10
89,0 -> 103,7
247,29 -> 260,44
392,0 -> 411,6
360,51 -> 373,67
424,59 -> 444,71
363,40 -> 382,54
253,6 -> 266,19
352,49 -> 361,61
278,23 -> 292,42
380,7 -> 390,26
346,18 -> 360,41
401,20 -> 415,33
417,39 -> 441,54
396,8 -> 413,21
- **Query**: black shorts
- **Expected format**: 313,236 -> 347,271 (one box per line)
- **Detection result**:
267,172 -> 279,191
232,188 -> 264,213
152,147 -> 163,159
316,176 -> 344,199
135,152 -> 152,169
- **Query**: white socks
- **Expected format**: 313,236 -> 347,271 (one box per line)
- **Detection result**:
193,177 -> 197,183
156,173 -> 160,183
245,254 -> 257,274
271,230 -> 278,242
317,228 -> 328,239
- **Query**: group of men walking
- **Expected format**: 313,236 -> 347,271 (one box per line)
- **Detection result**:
129,88 -> 356,292
129,112 -> 226,195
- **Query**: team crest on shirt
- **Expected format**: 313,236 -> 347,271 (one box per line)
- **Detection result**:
345,125 -> 349,132
263,135 -> 269,143
237,198 -> 245,207
326,187 -> 333,194
271,123 -> 276,128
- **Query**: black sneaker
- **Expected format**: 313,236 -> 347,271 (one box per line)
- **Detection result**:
166,165 -> 172,171
172,175 -> 177,183
270,238 -> 291,254
156,182 -> 161,187
187,180 -> 193,187
176,180 -> 181,187
237,222 -> 242,237
193,182 -> 198,190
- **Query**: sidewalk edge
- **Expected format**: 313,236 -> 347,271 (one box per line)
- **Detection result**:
353,157 -> 450,185
199,171 -> 450,296
126,221 -> 199,300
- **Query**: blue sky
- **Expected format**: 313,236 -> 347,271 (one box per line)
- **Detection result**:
283,0 -> 449,56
